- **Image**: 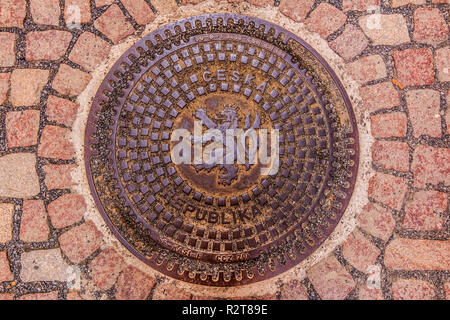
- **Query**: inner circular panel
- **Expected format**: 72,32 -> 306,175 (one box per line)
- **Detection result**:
84,14 -> 359,286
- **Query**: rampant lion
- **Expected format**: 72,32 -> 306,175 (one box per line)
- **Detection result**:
192,106 -> 261,185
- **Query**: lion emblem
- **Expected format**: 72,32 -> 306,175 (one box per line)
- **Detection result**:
192,106 -> 261,185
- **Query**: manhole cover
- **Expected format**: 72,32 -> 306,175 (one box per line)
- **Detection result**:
85,14 -> 359,286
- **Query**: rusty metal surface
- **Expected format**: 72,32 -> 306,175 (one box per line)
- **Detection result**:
84,14 -> 359,286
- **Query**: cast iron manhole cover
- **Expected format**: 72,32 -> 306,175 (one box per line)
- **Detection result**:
85,14 -> 359,286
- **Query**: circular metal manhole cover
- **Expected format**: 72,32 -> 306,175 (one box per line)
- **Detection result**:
85,14 -> 359,286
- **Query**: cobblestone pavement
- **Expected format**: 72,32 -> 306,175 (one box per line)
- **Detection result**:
0,0 -> 449,300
